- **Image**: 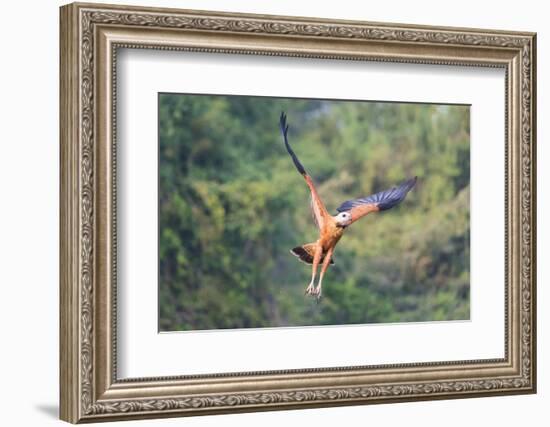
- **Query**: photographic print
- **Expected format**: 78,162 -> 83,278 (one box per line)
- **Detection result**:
60,5 -> 536,420
158,94 -> 470,332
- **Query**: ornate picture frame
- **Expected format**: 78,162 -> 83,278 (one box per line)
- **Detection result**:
60,2 -> 536,423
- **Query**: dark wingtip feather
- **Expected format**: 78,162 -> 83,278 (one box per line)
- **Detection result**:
336,176 -> 417,213
280,111 -> 288,134
279,112 -> 307,176
377,176 -> 417,211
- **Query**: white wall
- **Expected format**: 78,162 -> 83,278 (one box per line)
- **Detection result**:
0,0 -> 545,426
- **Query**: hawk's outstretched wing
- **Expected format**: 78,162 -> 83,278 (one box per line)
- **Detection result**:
280,112 -> 330,230
336,177 -> 417,225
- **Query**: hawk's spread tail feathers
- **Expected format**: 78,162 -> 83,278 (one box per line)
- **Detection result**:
291,243 -> 335,265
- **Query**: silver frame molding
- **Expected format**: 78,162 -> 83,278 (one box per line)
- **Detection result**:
60,2 -> 536,423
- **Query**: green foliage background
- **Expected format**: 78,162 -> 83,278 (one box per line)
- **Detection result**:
158,94 -> 470,331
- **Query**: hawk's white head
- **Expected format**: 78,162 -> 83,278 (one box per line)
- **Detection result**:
334,211 -> 352,227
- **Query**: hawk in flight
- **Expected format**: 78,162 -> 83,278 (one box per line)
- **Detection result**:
280,112 -> 417,299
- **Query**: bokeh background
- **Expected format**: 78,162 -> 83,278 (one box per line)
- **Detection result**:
158,93 -> 470,331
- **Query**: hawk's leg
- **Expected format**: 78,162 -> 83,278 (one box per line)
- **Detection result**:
314,247 -> 334,299
306,243 -> 322,296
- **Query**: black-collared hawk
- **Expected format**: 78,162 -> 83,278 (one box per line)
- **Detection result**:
279,112 -> 417,299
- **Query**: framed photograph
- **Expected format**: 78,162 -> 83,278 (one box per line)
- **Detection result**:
60,2 -> 536,423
